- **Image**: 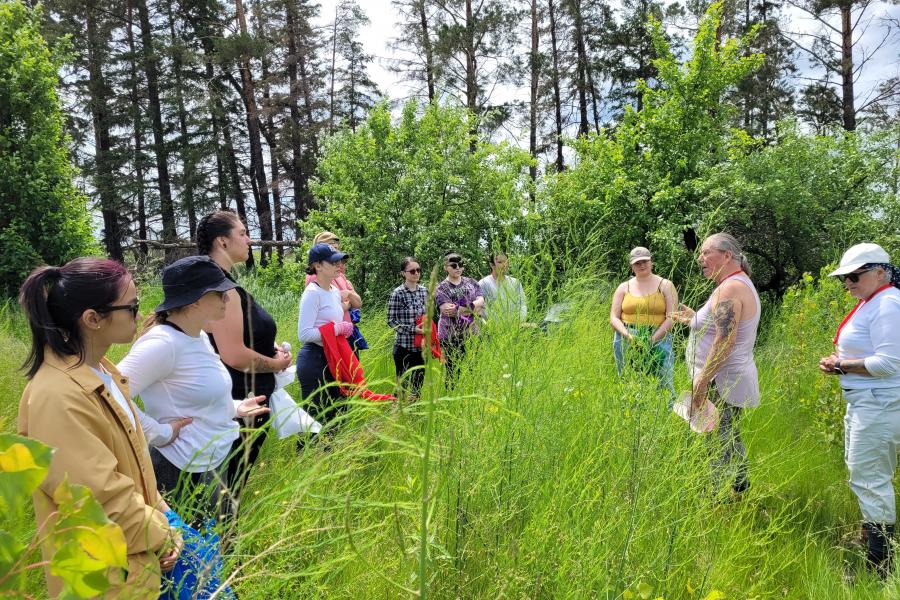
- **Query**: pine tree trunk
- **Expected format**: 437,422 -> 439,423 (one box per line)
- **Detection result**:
135,0 -> 177,251
548,0 -> 565,171
418,0 -> 436,102
185,8 -> 230,211
260,39 -> 283,263
572,0 -> 590,136
234,0 -> 273,266
167,3 -> 197,237
86,6 -> 124,262
465,0 -> 477,151
329,4 -> 338,132
126,1 -> 147,256
840,2 -> 856,131
285,0 -> 310,229
221,114 -> 253,269
529,0 -> 539,196
285,0 -> 315,230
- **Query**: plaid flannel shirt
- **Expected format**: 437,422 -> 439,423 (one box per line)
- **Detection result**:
387,284 -> 428,350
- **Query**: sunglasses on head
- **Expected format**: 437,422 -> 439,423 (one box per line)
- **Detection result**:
839,267 -> 875,283
448,261 -> 464,269
98,301 -> 140,318
405,268 -> 422,274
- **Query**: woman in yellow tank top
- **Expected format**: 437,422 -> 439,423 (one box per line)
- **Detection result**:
610,247 -> 678,397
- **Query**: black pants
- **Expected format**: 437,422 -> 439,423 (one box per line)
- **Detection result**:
225,415 -> 269,502
394,345 -> 425,396
297,343 -> 345,424
150,447 -> 233,527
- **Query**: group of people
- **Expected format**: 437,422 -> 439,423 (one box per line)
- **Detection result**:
610,235 -> 900,576
13,209 -> 900,597
611,235 -> 761,501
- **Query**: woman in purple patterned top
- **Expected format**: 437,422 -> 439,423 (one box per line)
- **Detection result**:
435,252 -> 484,384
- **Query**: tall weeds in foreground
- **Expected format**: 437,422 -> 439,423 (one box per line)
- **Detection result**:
1,271 -> 896,598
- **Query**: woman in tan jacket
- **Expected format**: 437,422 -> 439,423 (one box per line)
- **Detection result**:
17,258 -> 180,598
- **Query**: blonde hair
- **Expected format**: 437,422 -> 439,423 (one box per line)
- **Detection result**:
312,231 -> 339,246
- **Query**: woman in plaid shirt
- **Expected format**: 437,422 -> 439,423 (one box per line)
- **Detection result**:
387,257 -> 428,397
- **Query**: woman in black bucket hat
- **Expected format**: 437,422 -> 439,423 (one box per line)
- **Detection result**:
118,255 -> 270,524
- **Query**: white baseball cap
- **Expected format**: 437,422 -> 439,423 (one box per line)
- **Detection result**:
828,243 -> 891,276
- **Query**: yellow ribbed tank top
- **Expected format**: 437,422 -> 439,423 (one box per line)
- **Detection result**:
621,280 -> 666,327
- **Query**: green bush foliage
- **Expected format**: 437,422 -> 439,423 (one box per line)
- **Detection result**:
0,433 -> 127,597
307,100 -> 532,301
0,1 -> 95,296
538,2 -> 764,288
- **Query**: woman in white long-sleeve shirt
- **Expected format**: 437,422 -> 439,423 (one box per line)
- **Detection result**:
119,256 -> 269,523
819,243 -> 900,576
297,243 -> 353,425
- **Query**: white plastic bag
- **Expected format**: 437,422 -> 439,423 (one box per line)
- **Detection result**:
672,391 -> 719,433
270,364 -> 322,439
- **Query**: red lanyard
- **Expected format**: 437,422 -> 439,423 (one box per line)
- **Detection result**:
833,284 -> 893,346
720,269 -> 744,283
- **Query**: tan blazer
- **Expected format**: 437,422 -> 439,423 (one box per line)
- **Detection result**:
18,349 -> 172,599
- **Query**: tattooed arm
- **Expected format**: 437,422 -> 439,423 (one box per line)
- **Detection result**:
692,284 -> 744,407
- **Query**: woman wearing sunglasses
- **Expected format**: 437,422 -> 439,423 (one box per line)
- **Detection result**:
118,256 -> 269,525
388,257 -> 429,397
435,252 -> 484,384
819,243 -> 900,576
18,258 -> 181,596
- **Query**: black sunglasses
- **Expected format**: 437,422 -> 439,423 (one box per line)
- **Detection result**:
405,268 -> 422,274
839,267 -> 875,283
447,261 -> 464,269
98,301 -> 140,318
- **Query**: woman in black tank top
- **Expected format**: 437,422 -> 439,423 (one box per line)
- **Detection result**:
197,211 -> 293,499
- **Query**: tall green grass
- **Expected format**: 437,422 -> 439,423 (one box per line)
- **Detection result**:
1,274 -> 898,599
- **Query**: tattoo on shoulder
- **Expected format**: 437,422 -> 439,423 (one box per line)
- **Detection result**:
713,298 -> 736,333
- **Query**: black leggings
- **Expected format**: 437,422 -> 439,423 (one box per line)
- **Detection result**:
150,447 -> 233,526
393,345 -> 425,396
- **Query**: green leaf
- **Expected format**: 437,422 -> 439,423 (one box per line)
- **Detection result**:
637,581 -> 653,599
0,434 -> 53,513
50,539 -> 111,598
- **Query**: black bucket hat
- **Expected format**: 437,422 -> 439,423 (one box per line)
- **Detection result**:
155,255 -> 238,313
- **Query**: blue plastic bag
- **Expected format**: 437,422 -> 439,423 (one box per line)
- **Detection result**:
161,511 -> 236,600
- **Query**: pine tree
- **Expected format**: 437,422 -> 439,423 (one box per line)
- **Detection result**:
330,1 -> 380,131
431,0 -> 522,137
784,0 -> 898,131
389,0 -> 440,101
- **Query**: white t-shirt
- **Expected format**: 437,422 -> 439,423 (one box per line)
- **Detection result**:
837,286 -> 900,389
117,325 -> 240,472
89,367 -> 136,427
297,282 -> 344,345
478,274 -> 527,321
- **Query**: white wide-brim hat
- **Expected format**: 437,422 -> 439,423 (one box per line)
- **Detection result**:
828,243 -> 890,277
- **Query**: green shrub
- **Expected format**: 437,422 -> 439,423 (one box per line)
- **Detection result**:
0,2 -> 96,297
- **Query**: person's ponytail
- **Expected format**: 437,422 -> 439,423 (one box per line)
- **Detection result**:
18,258 -> 131,379
19,266 -> 66,379
738,254 -> 753,279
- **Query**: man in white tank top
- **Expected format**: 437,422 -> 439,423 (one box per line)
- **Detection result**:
672,233 -> 761,498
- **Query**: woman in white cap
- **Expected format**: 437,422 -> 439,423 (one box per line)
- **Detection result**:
609,246 -> 678,396
819,242 -> 900,575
